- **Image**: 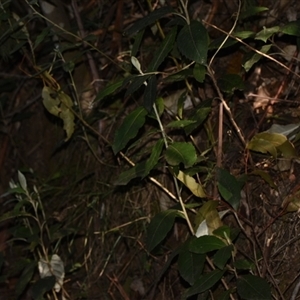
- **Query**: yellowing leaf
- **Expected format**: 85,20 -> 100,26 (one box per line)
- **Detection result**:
42,86 -> 75,141
177,171 -> 206,198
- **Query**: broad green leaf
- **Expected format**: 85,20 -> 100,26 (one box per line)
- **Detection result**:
184,103 -> 211,135
281,20 -> 300,37
167,120 -> 197,128
217,168 -> 244,210
112,107 -> 148,154
277,140 -> 296,158
217,74 -> 244,94
15,261 -> 36,298
237,275 -> 271,300
178,244 -> 205,285
144,139 -> 164,175
165,142 -> 197,168
95,79 -> 123,102
143,75 -> 157,112
247,132 -> 288,157
243,44 -> 272,71
177,20 -> 209,64
125,74 -> 151,96
213,245 -> 233,270
146,209 -> 183,252
213,225 -> 232,240
114,161 -> 147,185
189,235 -> 226,254
183,270 -> 225,298
31,276 -> 56,300
240,6 -> 268,20
115,139 -> 163,185
255,26 -> 280,42
233,31 -> 255,39
234,259 -> 255,271
193,63 -> 206,83
125,6 -> 174,36
131,29 -> 145,57
176,171 -> 206,198
147,26 -> 177,72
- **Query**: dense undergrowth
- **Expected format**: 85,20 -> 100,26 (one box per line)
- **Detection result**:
2,0 -> 300,299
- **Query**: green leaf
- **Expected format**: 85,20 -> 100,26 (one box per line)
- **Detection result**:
31,276 -> 56,300
114,161 -> 148,185
112,107 -> 148,154
131,29 -> 145,57
213,245 -> 233,270
243,44 -> 272,71
146,209 -> 182,252
183,270 -> 225,299
281,20 -> 300,37
95,79 -> 123,102
247,132 -> 288,157
167,120 -> 197,128
240,6 -> 268,20
217,168 -> 244,210
125,6 -> 175,36
147,26 -> 177,72
115,139 -> 164,185
217,74 -> 244,94
189,235 -> 226,254
15,261 -> 36,298
177,20 -> 209,64
125,74 -> 150,96
178,245 -> 205,285
144,139 -> 164,175
165,142 -> 197,168
237,275 -> 271,300
255,26 -> 280,42
184,103 -> 211,135
143,75 -> 157,112
193,63 -> 206,83
234,259 -> 255,271
233,31 -> 255,39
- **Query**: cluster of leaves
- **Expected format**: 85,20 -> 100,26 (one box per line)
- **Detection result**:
0,172 -> 79,299
2,0 -> 300,298
98,3 -> 300,300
